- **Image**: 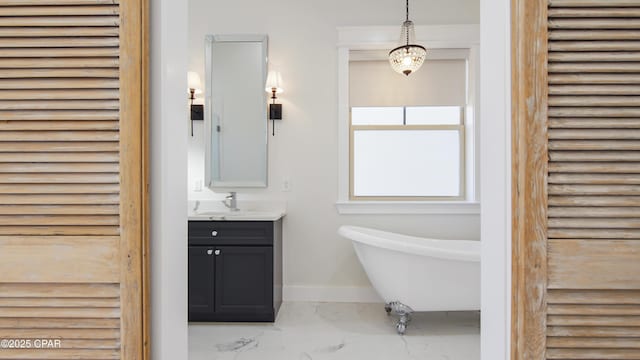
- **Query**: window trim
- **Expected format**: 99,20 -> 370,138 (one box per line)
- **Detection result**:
336,25 -> 480,214
349,111 -> 466,201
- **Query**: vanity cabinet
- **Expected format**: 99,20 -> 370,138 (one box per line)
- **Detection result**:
188,220 -> 282,322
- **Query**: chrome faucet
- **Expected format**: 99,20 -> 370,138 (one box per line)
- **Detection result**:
222,192 -> 239,212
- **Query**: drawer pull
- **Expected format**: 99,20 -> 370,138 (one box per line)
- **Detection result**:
214,250 -> 221,255
207,249 -> 213,255
211,230 -> 218,237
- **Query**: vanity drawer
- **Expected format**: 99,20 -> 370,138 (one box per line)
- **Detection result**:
188,221 -> 273,245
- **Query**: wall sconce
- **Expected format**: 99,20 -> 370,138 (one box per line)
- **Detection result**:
188,71 -> 203,136
265,70 -> 283,136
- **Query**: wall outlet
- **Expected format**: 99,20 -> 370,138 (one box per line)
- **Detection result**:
282,177 -> 292,192
194,179 -> 203,192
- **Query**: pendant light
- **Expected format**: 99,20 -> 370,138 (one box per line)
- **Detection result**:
388,0 -> 426,76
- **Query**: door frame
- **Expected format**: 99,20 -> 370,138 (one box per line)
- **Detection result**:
149,0 -> 190,358
479,0 -> 512,358
150,0 -> 518,358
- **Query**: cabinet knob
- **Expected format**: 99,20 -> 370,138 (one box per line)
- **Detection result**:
211,230 -> 218,237
207,249 -> 213,255
214,250 -> 221,255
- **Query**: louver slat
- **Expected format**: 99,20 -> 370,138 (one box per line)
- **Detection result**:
544,2 -> 640,358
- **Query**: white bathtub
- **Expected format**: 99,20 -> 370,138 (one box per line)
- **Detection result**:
338,226 -> 480,333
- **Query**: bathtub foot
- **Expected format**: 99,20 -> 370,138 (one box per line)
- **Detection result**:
396,312 -> 411,335
387,302 -> 413,335
396,321 -> 406,334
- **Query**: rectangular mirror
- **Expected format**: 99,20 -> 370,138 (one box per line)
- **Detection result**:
205,34 -> 268,189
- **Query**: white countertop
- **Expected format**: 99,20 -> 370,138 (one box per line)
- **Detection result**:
187,200 -> 286,221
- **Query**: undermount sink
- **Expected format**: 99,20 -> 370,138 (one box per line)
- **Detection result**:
190,209 -> 284,221
188,200 -> 286,221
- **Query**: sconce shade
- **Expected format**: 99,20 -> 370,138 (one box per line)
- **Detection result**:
389,0 -> 426,76
265,70 -> 284,94
188,71 -> 202,95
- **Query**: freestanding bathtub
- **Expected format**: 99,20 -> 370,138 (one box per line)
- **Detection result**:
338,225 -> 480,334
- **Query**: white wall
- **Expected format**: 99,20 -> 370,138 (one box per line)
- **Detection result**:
188,0 -> 480,300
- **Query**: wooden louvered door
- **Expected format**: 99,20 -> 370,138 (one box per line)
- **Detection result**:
513,0 -> 640,359
0,1 -> 147,359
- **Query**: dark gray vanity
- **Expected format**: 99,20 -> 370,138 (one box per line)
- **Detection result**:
188,219 -> 282,322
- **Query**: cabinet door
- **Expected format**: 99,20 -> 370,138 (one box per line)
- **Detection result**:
214,246 -> 273,315
188,246 -> 215,319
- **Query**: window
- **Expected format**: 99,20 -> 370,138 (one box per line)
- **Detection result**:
347,52 -> 469,201
336,25 -> 480,214
350,106 -> 464,199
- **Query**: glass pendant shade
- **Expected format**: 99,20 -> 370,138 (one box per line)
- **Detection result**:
388,10 -> 426,76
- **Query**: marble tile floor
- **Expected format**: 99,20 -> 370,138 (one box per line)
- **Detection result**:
189,302 -> 480,360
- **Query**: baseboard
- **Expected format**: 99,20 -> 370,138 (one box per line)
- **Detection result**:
283,285 -> 382,303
